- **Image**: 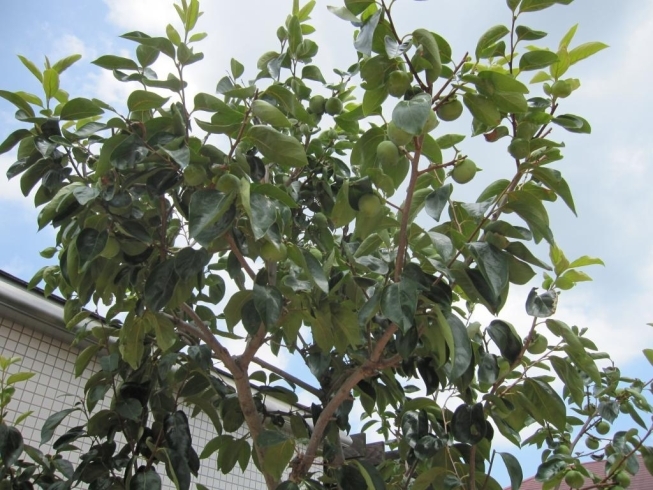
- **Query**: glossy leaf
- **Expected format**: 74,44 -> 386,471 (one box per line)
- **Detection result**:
41,408 -> 78,444
248,125 -> 308,168
392,94 -> 432,135
475,25 -> 510,59
127,90 -> 170,112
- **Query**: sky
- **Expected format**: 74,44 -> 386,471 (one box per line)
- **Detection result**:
1,0 -> 652,486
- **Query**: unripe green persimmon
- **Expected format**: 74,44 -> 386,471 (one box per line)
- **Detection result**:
421,110 -> 438,134
585,436 -> 599,450
596,421 -> 610,435
551,80 -> 572,98
358,194 -> 382,217
309,95 -> 326,115
564,470 -> 584,489
216,173 -> 240,193
183,164 -> 207,186
451,159 -> 478,184
527,334 -> 548,355
325,97 -> 343,115
260,241 -> 287,262
387,70 -> 412,98
614,471 -> 631,488
556,444 -> 571,456
387,122 -> 413,146
376,140 -> 399,166
437,99 -> 463,121
508,138 -> 530,160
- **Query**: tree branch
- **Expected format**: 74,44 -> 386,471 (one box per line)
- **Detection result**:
226,232 -> 256,280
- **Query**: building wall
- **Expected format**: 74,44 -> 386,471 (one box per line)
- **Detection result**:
0,314 -> 269,490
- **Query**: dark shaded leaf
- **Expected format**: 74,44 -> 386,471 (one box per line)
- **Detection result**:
144,260 -> 178,311
41,408 -> 78,444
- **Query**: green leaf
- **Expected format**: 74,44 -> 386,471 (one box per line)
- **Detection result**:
262,438 -> 295,481
0,89 -> 35,117
505,242 -> 551,270
354,10 -> 381,56
534,457 -> 567,482
117,398 -> 143,421
327,5 -> 360,22
569,42 -> 608,65
546,319 -> 601,384
60,97 -> 104,121
519,50 -> 559,71
132,468 -> 162,490
76,228 -> 108,268
498,452 -> 523,490
424,184 -> 452,222
251,100 -> 291,128
381,280 -> 418,333
504,190 -> 553,244
362,86 -> 388,116
639,446 -> 653,477
448,314 -> 473,380
18,55 -> 43,81
487,320 -> 522,364
392,94 -> 432,135
253,285 -> 283,328
516,25 -> 548,41
345,0 -> 373,15
301,65 -> 326,83
121,31 -> 176,58
549,356 -> 585,406
0,425 -> 23,467
127,90 -> 170,112
468,242 -> 509,300
42,69 -> 60,100
523,378 -> 566,430
463,93 -> 501,127
435,133 -> 465,149
74,344 -> 100,377
643,349 -> 653,367
144,260 -> 178,311
552,114 -> 591,133
0,129 -> 31,156
302,249 -> 329,293
257,430 -> 288,448
525,288 -> 558,317
174,247 -> 210,280
421,134 -> 442,164
247,125 -> 308,168
249,193 -> 277,240
188,190 -> 234,239
153,313 -> 178,352
475,25 -> 510,59
5,371 -> 35,385
568,255 -> 604,268
41,408 -> 78,444
52,54 -> 82,74
451,403 -> 487,444
532,167 -> 576,215
520,0 -> 569,13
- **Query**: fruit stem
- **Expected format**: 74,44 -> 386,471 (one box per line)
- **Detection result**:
431,52 -> 469,107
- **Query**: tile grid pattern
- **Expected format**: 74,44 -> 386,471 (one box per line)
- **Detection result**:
0,315 -> 281,490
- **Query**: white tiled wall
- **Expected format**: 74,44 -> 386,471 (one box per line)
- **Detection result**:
0,315 -> 269,490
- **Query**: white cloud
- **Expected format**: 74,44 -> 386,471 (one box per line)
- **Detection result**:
103,0 -> 177,33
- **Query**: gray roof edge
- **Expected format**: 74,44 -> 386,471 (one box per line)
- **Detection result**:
0,270 -> 77,346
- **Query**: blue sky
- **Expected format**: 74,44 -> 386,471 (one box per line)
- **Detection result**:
1,0 -> 652,485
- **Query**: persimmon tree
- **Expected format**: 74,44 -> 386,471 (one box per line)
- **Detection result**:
2,0 -> 653,489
